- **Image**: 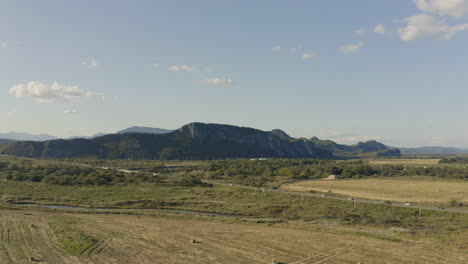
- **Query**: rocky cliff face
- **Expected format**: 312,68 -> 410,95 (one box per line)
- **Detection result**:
270,129 -> 293,140
176,123 -> 332,158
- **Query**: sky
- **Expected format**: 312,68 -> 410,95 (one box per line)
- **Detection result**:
1,0 -> 468,147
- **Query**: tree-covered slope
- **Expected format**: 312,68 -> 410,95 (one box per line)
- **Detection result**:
0,139 -> 16,145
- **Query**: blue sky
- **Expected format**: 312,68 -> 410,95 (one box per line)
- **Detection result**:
1,0 -> 468,147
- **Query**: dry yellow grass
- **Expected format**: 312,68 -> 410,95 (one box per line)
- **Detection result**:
0,209 -> 467,263
367,159 -> 441,165
284,177 -> 468,204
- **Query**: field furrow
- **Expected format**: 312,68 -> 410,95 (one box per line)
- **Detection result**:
0,210 -> 466,264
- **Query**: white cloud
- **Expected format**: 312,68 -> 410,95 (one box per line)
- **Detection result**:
340,42 -> 364,54
64,109 -> 79,114
82,59 -> 98,68
414,0 -> 468,18
9,81 -> 98,103
355,29 -> 366,36
398,14 -> 468,41
197,78 -> 233,86
302,53 -> 316,60
272,46 -> 281,52
168,65 -> 196,72
374,24 -> 386,34
151,63 -> 160,69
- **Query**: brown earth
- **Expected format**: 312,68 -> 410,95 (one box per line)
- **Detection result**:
0,210 -> 467,264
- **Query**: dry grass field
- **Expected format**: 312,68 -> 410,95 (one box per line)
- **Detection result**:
0,209 -> 467,264
283,177 -> 468,204
366,159 -> 441,165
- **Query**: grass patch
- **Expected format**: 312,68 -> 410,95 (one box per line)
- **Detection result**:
48,216 -> 98,255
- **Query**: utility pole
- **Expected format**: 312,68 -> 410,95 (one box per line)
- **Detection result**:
418,208 -> 422,222
353,200 -> 357,209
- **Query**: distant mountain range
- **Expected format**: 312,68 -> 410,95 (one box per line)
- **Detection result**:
68,126 -> 173,139
0,132 -> 58,141
3,126 -> 468,156
0,126 -> 173,141
398,147 -> 468,155
0,122 -> 400,160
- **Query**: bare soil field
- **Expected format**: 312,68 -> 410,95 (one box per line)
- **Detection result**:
0,209 -> 467,264
283,177 -> 468,204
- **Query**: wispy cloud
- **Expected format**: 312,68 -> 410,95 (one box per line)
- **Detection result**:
374,24 -> 386,34
302,53 -> 316,60
340,42 -> 364,54
414,0 -> 468,18
1,41 -> 7,48
151,63 -> 160,69
398,14 -> 468,41
9,81 -> 99,104
272,46 -> 281,52
168,65 -> 196,72
64,109 -> 79,114
355,29 -> 366,36
398,0 -> 468,41
196,78 -> 233,86
82,59 -> 98,68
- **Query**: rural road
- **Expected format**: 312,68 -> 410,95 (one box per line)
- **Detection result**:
203,181 -> 468,214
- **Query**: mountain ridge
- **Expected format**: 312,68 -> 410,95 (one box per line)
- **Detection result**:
0,122 -> 400,160
0,132 -> 58,141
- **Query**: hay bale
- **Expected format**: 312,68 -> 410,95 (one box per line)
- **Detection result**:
30,256 -> 36,262
191,239 -> 196,243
